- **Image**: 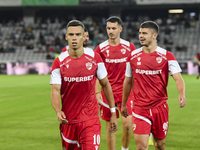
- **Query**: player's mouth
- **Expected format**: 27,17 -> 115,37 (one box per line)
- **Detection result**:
72,42 -> 77,46
140,39 -> 145,43
109,34 -> 114,37
83,40 -> 88,44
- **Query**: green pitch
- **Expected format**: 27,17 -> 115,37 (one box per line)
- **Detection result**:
0,74 -> 199,150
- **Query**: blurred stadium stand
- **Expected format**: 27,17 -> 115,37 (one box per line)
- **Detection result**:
0,0 -> 199,74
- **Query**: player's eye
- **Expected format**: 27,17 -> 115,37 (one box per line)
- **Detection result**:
68,33 -> 74,36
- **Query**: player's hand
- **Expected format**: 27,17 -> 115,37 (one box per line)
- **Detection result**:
57,111 -> 68,124
96,92 -> 103,106
110,113 -> 118,133
178,94 -> 186,108
121,105 -> 128,118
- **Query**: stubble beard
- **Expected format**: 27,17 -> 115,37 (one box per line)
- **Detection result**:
83,43 -> 88,47
141,40 -> 152,47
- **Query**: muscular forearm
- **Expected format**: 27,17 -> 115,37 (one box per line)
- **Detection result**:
51,86 -> 61,114
102,83 -> 115,108
175,77 -> 185,96
122,83 -> 132,106
95,79 -> 100,93
51,96 -> 61,114
122,77 -> 133,106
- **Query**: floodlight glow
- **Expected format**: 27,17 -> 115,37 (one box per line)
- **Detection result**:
168,9 -> 183,13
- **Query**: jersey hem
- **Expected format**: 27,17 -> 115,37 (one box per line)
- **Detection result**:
67,116 -> 99,125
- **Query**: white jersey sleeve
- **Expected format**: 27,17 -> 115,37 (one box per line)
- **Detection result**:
97,62 -> 107,80
50,68 -> 61,84
168,60 -> 182,75
125,62 -> 132,77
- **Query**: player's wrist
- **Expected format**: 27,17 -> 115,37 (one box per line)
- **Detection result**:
121,102 -> 126,107
95,92 -> 100,95
110,107 -> 116,113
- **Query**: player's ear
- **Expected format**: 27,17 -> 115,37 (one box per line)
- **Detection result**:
119,26 -> 123,33
153,32 -> 158,40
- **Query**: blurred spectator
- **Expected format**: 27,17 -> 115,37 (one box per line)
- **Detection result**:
46,52 -> 53,59
0,44 -> 4,52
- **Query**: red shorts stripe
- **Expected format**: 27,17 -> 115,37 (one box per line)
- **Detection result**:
132,111 -> 152,125
60,119 -> 101,150
132,102 -> 169,139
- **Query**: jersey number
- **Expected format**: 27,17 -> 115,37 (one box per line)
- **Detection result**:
93,134 -> 100,145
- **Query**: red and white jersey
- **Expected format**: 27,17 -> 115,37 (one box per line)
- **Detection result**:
61,45 -> 69,53
50,48 -> 107,124
61,46 -> 93,53
125,46 -> 182,109
95,38 -> 136,96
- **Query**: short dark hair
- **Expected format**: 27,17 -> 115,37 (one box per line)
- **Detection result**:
84,28 -> 88,32
67,20 -> 85,32
106,16 -> 123,26
140,21 -> 159,33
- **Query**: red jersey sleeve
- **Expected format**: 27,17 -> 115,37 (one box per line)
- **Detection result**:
61,46 -> 68,53
130,42 -> 136,52
95,45 -> 100,54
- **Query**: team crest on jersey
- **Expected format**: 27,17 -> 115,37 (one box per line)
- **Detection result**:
86,62 -> 92,70
163,121 -> 168,135
100,110 -> 103,116
156,57 -> 162,63
121,49 -> 126,54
